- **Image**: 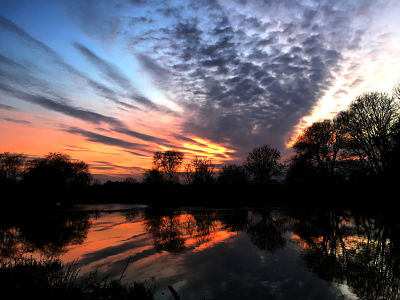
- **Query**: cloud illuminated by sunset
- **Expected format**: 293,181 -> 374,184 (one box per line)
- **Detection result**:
1,0 -> 400,180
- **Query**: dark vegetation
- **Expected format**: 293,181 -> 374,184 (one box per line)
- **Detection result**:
1,84 -> 400,207
0,257 -> 153,300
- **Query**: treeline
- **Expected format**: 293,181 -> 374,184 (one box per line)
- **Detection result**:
143,144 -> 281,186
287,87 -> 400,184
0,152 -> 91,187
145,83 -> 400,186
1,84 -> 399,205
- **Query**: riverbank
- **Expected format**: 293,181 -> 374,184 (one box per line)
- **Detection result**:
2,180 -> 397,210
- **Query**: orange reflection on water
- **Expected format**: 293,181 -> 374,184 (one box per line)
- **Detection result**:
171,214 -> 236,250
60,213 -> 149,263
292,232 -> 377,257
59,211 -> 238,275
188,228 -> 237,252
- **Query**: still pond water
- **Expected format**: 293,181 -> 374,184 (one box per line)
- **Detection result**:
2,204 -> 400,299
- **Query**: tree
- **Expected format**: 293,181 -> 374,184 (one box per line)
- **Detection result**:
340,92 -> 399,176
23,152 -> 91,187
393,81 -> 400,100
143,169 -> 164,184
292,118 -> 346,178
245,144 -> 281,184
0,152 -> 26,184
217,164 -> 248,185
152,150 -> 184,184
185,156 -> 214,185
285,154 -> 319,185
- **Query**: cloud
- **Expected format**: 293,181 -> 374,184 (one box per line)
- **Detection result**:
0,54 -> 28,71
2,117 -> 31,124
3,0 -> 398,163
0,83 -> 123,127
91,160 -> 146,172
74,42 -> 173,113
110,0 -> 383,156
65,127 -> 148,151
114,127 -> 170,144
74,42 -> 133,91
136,53 -> 170,83
0,16 -> 136,110
0,103 -> 17,111
122,150 -> 149,157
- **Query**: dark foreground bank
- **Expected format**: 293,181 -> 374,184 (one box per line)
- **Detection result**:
0,257 -> 153,300
2,179 -> 398,209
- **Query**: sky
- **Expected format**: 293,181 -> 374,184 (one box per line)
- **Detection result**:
1,0 -> 400,181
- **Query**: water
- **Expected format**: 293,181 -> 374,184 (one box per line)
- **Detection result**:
2,205 -> 400,299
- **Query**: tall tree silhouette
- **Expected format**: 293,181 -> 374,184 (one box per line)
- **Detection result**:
245,145 -> 281,184
152,150 -> 184,184
340,92 -> 399,176
185,156 -> 214,185
292,118 -> 346,179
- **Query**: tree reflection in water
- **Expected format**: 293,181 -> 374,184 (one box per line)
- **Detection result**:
2,206 -> 400,299
140,207 -> 400,299
143,208 -> 224,253
141,208 -> 288,254
0,210 -> 91,259
291,209 -> 400,300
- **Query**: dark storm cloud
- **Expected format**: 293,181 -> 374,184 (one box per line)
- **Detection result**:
65,127 -> 149,151
0,83 -> 123,127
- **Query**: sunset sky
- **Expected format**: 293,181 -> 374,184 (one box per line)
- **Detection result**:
1,0 -> 400,180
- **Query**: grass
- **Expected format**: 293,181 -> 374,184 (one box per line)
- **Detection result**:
0,257 -> 154,300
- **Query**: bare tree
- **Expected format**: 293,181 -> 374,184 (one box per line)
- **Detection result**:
340,92 -> 399,175
393,81 -> 400,100
245,145 -> 281,184
0,152 -> 26,183
153,150 -> 184,184
185,156 -> 214,185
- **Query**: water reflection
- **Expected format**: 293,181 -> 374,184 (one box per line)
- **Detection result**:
2,206 -> 400,299
291,209 -> 400,300
0,210 -> 90,259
